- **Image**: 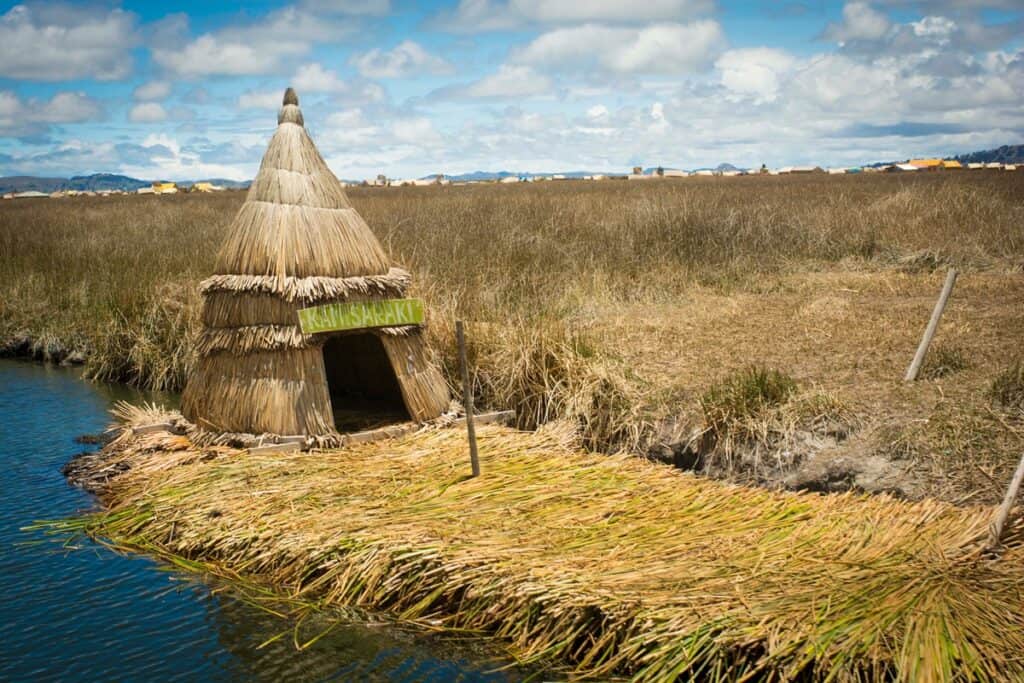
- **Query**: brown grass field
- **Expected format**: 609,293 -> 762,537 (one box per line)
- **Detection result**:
2,171 -> 1023,502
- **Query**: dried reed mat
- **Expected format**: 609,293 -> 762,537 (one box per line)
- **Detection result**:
64,403 -> 1024,682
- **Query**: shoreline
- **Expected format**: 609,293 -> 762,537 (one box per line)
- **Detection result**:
57,403 -> 1024,681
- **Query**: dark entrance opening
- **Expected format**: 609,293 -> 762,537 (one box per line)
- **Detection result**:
321,333 -> 409,432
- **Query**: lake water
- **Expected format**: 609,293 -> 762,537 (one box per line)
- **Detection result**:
0,359 -> 523,682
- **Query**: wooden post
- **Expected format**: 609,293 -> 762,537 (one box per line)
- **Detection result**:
988,452 -> 1024,550
904,268 -> 957,382
456,320 -> 480,477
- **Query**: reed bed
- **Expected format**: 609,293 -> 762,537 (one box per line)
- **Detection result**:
57,404 -> 1024,682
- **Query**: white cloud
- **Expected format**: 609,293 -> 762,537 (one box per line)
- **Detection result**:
513,21 -> 725,74
459,65 -> 554,98
238,90 -> 285,110
391,117 -> 442,145
133,81 -> 173,101
826,2 -> 892,43
298,0 -> 391,15
293,62 -> 348,92
129,102 -> 169,123
352,41 -> 453,78
716,48 -> 797,102
0,90 -> 101,137
152,7 -> 353,77
436,0 -> 714,32
586,104 -> 609,120
0,4 -> 137,80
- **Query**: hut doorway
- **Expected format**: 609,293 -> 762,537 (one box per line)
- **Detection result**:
321,333 -> 409,432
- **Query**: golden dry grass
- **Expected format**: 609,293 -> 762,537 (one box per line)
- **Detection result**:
53,405 -> 1024,682
2,172 -> 1023,501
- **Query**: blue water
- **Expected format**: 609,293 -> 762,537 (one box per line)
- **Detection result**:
0,359 -> 522,682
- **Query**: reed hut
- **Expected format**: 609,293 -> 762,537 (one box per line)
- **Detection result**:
181,88 -> 449,441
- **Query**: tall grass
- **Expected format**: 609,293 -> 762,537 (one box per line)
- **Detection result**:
2,172 -> 1023,454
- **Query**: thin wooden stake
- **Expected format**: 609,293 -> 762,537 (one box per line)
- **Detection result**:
904,268 -> 957,382
988,452 -> 1024,550
456,320 -> 480,477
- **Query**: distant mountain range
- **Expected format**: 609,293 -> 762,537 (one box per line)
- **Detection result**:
954,144 -> 1024,165
4,145 -> 1020,194
0,173 -> 250,194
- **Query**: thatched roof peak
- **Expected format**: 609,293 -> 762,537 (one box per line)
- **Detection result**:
278,87 -> 304,127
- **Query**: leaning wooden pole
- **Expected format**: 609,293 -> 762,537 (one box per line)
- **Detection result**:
988,452 -> 1024,550
456,320 -> 480,477
904,268 -> 957,382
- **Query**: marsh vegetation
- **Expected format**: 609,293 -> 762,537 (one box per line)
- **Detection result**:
2,171 -> 1022,501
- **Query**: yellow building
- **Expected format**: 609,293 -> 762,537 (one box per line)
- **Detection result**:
941,160 -> 963,169
908,159 -> 943,170
152,181 -> 178,194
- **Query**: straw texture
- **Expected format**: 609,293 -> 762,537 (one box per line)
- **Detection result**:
62,406 -> 1024,682
181,88 -> 448,438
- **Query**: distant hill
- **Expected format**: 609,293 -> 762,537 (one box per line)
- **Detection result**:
954,144 -> 1024,165
0,173 -> 249,194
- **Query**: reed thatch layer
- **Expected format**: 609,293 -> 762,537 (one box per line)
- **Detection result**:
195,324 -> 309,355
181,347 -> 334,435
69,404 -> 1024,682
199,267 -> 410,305
381,330 -> 452,421
213,203 -> 390,279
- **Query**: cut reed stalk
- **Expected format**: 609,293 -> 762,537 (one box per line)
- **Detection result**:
56,404 -> 1024,682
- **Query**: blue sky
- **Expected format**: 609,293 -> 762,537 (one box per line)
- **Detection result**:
0,0 -> 1021,180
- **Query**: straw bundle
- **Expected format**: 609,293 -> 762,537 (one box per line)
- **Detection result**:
181,88 -> 448,437
61,407 -> 1024,682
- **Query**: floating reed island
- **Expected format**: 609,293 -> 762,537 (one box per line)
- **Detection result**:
63,403 -> 1024,682
53,90 -> 1024,680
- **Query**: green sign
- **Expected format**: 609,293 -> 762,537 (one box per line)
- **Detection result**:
297,298 -> 424,334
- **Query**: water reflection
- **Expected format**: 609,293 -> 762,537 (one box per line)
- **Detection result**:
0,359 -> 528,682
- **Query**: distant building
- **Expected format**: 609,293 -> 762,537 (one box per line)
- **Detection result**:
908,159 -> 943,170
662,169 -> 687,178
967,163 -> 985,170
632,166 -> 642,175
941,160 -> 962,169
152,181 -> 177,194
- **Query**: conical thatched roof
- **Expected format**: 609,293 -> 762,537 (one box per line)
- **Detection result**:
181,88 -> 449,440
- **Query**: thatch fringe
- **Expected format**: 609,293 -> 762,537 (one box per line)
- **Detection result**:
196,325 -> 310,355
199,267 -> 410,303
60,412 -> 1024,682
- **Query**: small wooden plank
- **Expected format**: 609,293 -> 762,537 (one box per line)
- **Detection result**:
451,410 -> 516,428
344,423 -> 419,446
248,441 -> 303,455
133,422 -> 181,435
457,320 -> 480,478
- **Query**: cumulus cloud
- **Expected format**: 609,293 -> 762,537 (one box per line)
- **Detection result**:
352,41 -> 453,78
0,90 -> 102,138
512,21 -> 725,74
716,48 -> 797,102
152,7 -> 354,77
441,64 -> 555,98
293,62 -> 348,92
436,0 -> 714,32
825,2 -> 892,43
133,81 -> 173,101
238,90 -> 286,110
0,3 -> 137,80
129,102 -> 169,123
